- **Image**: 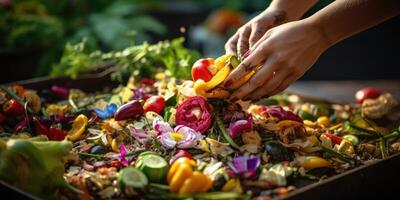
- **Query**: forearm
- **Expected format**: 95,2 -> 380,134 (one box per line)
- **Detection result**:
308,0 -> 400,46
266,0 -> 320,21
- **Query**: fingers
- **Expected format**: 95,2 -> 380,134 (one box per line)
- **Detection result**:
223,41 -> 271,88
225,33 -> 240,54
237,26 -> 251,57
249,22 -> 271,49
246,70 -> 290,100
269,73 -> 300,96
228,57 -> 280,101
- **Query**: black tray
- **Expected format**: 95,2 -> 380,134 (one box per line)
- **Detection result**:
1,73 -> 400,200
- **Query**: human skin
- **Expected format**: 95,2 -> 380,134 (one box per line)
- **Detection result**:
224,0 -> 400,101
225,0 -> 319,57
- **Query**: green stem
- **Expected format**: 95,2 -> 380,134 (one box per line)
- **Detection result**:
62,182 -> 83,194
78,152 -> 104,159
379,137 -> 389,159
125,149 -> 147,157
320,146 -> 354,166
215,115 -> 240,150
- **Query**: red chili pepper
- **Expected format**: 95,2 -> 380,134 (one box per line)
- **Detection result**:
0,113 -> 6,123
3,99 -> 25,117
48,124 -> 67,141
33,117 -> 49,136
323,132 -> 343,145
169,149 -> 193,165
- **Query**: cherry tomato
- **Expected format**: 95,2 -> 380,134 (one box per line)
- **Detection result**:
322,132 -> 343,145
355,87 -> 381,104
143,96 -> 165,114
192,58 -> 213,82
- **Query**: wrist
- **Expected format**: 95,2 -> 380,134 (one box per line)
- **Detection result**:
302,17 -> 334,49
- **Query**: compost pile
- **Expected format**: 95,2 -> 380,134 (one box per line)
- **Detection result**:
0,53 -> 399,200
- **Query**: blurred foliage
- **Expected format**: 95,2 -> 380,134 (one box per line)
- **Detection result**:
51,38 -> 200,82
1,0 -> 333,79
0,1 -> 63,48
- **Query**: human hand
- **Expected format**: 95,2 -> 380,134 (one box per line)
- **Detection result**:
224,9 -> 287,57
224,19 -> 332,101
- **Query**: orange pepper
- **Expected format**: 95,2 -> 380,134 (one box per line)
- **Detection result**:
168,158 -> 212,194
178,172 -> 211,195
169,163 -> 193,192
167,157 -> 196,184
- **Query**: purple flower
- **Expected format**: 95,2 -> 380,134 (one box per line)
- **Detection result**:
228,155 -> 260,178
119,145 -> 129,167
128,123 -> 152,145
131,88 -> 147,100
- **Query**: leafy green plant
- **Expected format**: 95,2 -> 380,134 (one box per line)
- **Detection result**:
51,37 -> 200,82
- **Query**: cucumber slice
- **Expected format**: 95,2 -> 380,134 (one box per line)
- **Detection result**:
137,151 -> 160,159
118,167 -> 148,190
136,154 -> 168,183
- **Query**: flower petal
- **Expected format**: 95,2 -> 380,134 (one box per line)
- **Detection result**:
153,117 -> 173,134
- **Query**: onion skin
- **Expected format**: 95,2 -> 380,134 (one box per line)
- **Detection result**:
229,115 -> 252,138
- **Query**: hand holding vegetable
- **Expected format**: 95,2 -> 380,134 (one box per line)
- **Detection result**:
223,20 -> 330,101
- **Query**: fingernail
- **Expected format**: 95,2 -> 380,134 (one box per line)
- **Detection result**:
224,79 -> 233,88
243,50 -> 252,58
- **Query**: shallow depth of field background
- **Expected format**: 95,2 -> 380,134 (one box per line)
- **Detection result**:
1,0 -> 399,83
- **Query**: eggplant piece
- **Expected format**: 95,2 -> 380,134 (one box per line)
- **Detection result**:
264,141 -> 294,163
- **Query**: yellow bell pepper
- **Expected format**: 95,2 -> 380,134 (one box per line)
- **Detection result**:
168,157 -> 196,183
178,171 -> 212,195
66,114 -> 88,142
214,54 -> 233,70
228,70 -> 255,90
194,65 -> 231,99
167,157 -> 212,194
298,156 -> 331,170
221,178 -> 243,193
194,80 -> 230,99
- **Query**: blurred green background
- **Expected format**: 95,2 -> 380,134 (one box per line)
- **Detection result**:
3,0 -> 398,83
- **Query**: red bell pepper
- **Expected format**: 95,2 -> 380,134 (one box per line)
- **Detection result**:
322,132 -> 343,145
3,99 -> 25,117
192,58 -> 213,82
48,124 -> 67,141
33,117 -> 49,136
